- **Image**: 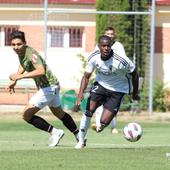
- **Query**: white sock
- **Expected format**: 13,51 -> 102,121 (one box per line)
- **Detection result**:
95,105 -> 103,127
111,117 -> 117,129
79,114 -> 91,144
51,127 -> 58,135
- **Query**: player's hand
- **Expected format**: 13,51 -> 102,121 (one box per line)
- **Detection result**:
72,93 -> 84,112
72,104 -> 81,112
7,81 -> 16,94
9,73 -> 22,81
132,93 -> 140,101
76,93 -> 84,105
72,100 -> 82,112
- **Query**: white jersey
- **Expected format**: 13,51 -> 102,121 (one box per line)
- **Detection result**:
85,50 -> 135,94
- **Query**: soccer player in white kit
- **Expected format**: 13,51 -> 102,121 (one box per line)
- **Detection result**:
92,27 -> 128,134
75,35 -> 140,149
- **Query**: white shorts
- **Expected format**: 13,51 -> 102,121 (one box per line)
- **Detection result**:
29,85 -> 61,109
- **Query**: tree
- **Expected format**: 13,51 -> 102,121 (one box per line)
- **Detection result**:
96,0 -> 148,77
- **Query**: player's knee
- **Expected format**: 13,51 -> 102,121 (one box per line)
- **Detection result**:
22,105 -> 40,122
22,112 -> 32,123
84,110 -> 93,117
23,114 -> 29,122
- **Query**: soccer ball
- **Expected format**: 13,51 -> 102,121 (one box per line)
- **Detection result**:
123,122 -> 142,142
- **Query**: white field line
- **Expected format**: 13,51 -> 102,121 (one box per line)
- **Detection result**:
1,141 -> 170,150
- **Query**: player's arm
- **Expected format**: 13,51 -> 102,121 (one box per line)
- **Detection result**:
10,59 -> 45,81
8,64 -> 25,93
119,43 -> 126,57
17,65 -> 45,80
131,68 -> 140,101
17,64 -> 25,74
76,72 -> 92,105
73,52 -> 94,111
9,64 -> 24,80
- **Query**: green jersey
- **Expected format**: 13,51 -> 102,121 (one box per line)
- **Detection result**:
18,46 -> 58,88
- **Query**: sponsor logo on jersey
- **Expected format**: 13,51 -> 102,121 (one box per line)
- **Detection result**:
32,54 -> 38,64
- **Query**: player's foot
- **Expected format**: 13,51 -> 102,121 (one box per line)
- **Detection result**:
91,123 -> 102,132
75,133 -> 87,146
111,128 -> 119,134
75,142 -> 85,149
49,129 -> 64,147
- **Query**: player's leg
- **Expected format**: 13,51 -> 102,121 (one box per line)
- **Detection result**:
49,85 -> 79,143
23,105 -> 53,132
24,86 -> 64,147
99,92 -> 125,132
75,82 -> 104,149
50,106 -> 79,140
111,117 -> 119,134
97,108 -> 114,132
91,105 -> 103,130
75,99 -> 98,149
95,105 -> 103,127
23,104 -> 64,147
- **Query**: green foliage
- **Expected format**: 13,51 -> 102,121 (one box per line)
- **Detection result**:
140,81 -> 170,112
120,95 -> 132,111
77,53 -> 96,84
96,0 -> 149,77
77,53 -> 87,70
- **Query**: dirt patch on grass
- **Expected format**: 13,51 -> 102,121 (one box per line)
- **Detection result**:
0,108 -> 170,123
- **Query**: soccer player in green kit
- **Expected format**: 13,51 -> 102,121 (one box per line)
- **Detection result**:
8,30 -> 79,147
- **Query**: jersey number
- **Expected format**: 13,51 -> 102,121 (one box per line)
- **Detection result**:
91,85 -> 99,93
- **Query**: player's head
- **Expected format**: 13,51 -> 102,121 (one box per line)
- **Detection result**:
10,30 -> 27,55
98,35 -> 112,61
104,27 -> 116,41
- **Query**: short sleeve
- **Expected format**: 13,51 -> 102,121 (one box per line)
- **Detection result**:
127,59 -> 135,73
85,60 -> 95,73
31,53 -> 43,67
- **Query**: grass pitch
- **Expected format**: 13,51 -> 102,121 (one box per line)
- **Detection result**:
0,116 -> 170,170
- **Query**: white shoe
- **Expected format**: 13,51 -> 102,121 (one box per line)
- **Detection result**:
49,129 -> 64,147
111,128 -> 119,134
91,123 -> 102,133
75,133 -> 87,146
96,126 -> 102,133
75,142 -> 85,149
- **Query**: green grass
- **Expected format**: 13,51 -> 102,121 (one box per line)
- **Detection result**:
0,119 -> 170,170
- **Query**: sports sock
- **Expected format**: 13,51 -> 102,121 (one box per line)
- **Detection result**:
28,115 -> 53,133
95,106 -> 103,127
111,117 -> 117,129
61,112 -> 78,134
79,114 -> 91,144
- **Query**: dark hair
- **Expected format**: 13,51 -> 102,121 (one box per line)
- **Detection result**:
98,35 -> 112,44
10,30 -> 26,43
104,27 -> 115,32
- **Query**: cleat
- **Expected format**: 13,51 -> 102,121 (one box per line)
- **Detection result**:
111,128 -> 119,134
49,129 -> 64,147
75,133 -> 87,146
96,126 -> 102,133
75,142 -> 85,149
84,138 -> 87,146
91,123 -> 102,133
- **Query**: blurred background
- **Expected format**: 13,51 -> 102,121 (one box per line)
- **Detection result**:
0,0 -> 170,113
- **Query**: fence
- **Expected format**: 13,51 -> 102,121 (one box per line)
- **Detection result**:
0,0 -> 155,113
